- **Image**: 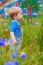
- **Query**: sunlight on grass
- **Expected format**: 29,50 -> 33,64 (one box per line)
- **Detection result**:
0,13 -> 43,65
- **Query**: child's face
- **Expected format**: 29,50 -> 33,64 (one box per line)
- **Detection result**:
13,11 -> 23,21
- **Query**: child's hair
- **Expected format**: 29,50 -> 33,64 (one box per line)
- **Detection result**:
10,13 -> 18,19
8,7 -> 22,19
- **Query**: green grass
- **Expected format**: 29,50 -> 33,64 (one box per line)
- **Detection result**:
0,14 -> 43,65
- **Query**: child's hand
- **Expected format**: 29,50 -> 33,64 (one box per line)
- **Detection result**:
12,39 -> 17,45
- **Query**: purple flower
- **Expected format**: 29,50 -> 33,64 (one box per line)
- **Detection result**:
4,61 -> 20,65
20,52 -> 27,59
4,62 -> 14,65
12,53 -> 18,58
14,61 -> 20,65
0,38 -> 8,46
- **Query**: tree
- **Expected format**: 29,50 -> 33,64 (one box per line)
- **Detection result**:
21,0 -> 40,23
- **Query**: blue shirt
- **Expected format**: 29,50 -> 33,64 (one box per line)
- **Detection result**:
10,20 -> 22,38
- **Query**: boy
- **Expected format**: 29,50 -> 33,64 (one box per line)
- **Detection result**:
9,7 -> 23,56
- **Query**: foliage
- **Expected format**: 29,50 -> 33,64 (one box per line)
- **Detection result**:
21,0 -> 40,11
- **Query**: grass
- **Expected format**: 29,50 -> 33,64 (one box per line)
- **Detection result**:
0,13 -> 43,65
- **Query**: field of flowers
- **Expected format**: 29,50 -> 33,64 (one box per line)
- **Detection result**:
0,10 -> 43,65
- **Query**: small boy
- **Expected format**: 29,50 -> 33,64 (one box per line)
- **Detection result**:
9,7 -> 23,55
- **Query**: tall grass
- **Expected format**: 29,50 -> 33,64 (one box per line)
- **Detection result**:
0,13 -> 43,65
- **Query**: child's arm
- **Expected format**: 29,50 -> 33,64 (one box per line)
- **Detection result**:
10,32 -> 17,45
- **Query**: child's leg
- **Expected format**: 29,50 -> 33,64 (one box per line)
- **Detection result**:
12,37 -> 22,54
9,37 -> 22,58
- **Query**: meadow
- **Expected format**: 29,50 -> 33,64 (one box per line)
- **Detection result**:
0,10 -> 43,65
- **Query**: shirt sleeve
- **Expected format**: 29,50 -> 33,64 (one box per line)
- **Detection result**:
10,21 -> 16,32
